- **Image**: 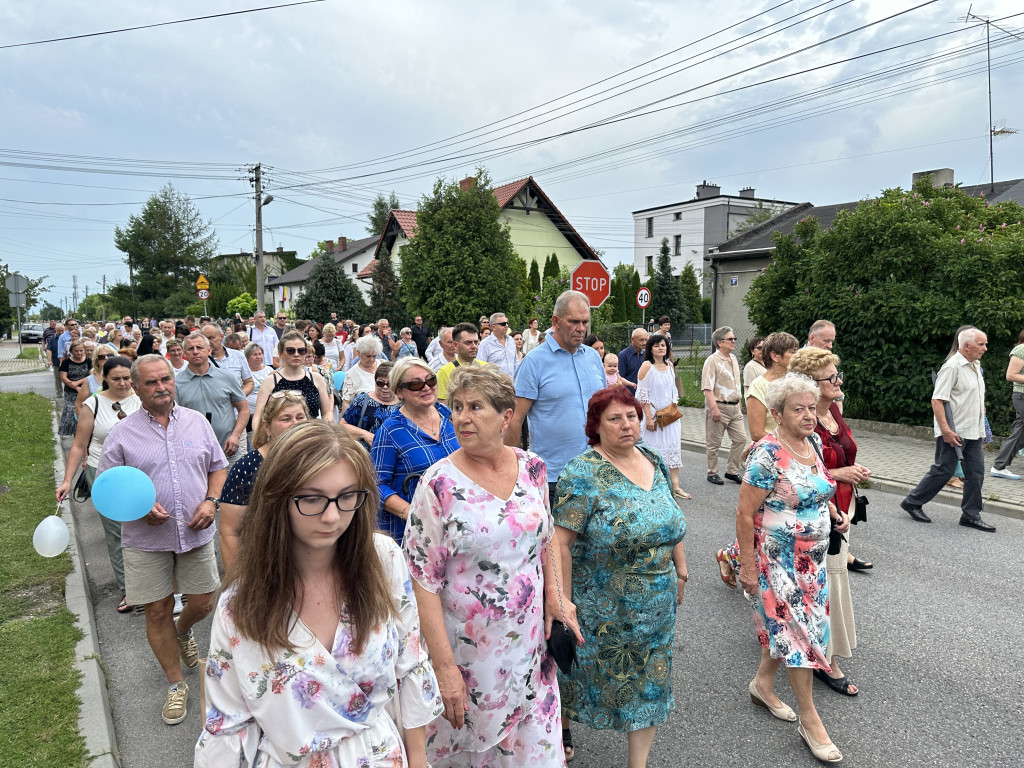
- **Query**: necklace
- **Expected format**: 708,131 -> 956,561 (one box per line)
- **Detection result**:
774,430 -> 812,459
404,407 -> 438,437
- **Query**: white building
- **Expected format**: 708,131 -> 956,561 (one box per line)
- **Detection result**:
267,235 -> 379,313
632,182 -> 798,283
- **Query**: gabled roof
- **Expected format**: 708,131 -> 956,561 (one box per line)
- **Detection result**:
356,259 -> 378,280
372,176 -> 599,262
267,234 -> 378,285
709,202 -> 853,259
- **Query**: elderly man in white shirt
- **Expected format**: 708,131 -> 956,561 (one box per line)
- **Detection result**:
901,328 -> 995,532
477,312 -> 518,376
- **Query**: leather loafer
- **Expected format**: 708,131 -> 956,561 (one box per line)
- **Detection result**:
900,500 -> 931,523
959,516 -> 996,532
707,474 -> 725,485
724,472 -> 743,484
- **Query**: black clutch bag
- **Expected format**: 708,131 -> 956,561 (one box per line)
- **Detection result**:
851,488 -> 868,525
548,620 -> 577,675
72,469 -> 91,503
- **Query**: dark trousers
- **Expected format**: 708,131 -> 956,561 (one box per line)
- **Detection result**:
905,437 -> 984,521
993,392 -> 1024,470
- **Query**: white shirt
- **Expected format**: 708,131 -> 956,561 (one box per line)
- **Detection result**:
248,324 -> 279,365
213,348 -> 253,388
478,333 -> 518,376
932,351 -> 986,440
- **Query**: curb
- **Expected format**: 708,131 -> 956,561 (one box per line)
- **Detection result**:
678,438 -> 1023,521
51,411 -> 122,768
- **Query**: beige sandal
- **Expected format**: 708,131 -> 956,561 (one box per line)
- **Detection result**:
798,721 -> 842,763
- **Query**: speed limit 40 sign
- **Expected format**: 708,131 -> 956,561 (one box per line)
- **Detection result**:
636,287 -> 651,309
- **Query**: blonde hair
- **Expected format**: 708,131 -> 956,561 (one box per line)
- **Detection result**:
788,347 -> 839,379
389,357 -> 434,392
228,422 -> 395,655
252,391 -> 310,449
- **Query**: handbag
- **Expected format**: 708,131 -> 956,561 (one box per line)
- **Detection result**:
851,487 -> 868,525
653,402 -> 682,429
546,538 -> 577,675
72,468 -> 91,502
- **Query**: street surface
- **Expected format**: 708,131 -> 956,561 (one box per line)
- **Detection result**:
3,366 -> 1021,767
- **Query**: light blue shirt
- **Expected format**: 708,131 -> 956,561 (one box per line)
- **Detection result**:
514,333 -> 606,480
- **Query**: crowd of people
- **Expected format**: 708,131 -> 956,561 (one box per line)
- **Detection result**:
47,301 -> 1024,767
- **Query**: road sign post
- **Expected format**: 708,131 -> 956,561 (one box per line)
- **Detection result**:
636,286 -> 651,328
5,274 -> 29,354
571,260 -> 611,308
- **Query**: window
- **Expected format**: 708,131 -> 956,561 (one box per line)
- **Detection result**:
673,235 -> 681,256
673,212 -> 682,221
645,217 -> 654,238
646,255 -> 654,276
352,263 -> 358,273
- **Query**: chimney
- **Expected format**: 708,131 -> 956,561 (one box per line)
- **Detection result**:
325,239 -> 335,253
739,187 -> 755,199
911,168 -> 954,188
696,180 -> 720,199
460,176 -> 477,192
276,246 -> 283,253
339,236 -> 348,251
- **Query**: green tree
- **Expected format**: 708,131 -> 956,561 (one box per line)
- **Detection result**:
533,268 -> 571,323
77,293 -> 110,322
649,238 -> 686,325
679,262 -> 703,324
113,183 -> 218,318
401,170 -> 523,325
729,200 -> 783,238
226,292 -> 257,318
629,270 -> 643,324
293,243 -> 367,322
542,253 -> 560,284
368,246 -> 407,327
0,262 -> 50,334
39,303 -> 62,322
509,256 -> 533,330
367,192 -> 401,236
745,177 -> 1024,433
528,259 -> 541,294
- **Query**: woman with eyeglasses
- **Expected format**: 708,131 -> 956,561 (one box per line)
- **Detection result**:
252,331 -> 332,434
196,421 -> 443,768
75,346 -> 110,414
59,340 -> 91,436
219,390 -> 310,572
56,355 -> 140,614
396,327 -> 418,359
340,335 -> 383,412
343,361 -> 399,447
371,358 -> 458,544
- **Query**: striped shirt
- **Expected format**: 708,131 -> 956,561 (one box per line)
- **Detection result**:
97,404 -> 227,553
371,403 -> 459,544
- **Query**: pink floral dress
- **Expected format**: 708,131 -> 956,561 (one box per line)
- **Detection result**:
195,535 -> 443,767
744,434 -> 836,670
404,448 -> 565,767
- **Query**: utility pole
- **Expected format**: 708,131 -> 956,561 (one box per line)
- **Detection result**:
254,164 -> 265,314
72,275 -> 78,313
127,254 -> 137,319
101,275 -> 107,323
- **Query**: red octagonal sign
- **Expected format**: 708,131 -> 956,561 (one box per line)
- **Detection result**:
571,260 -> 611,308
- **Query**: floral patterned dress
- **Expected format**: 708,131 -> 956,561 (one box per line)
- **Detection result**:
404,448 -> 564,767
744,434 -> 836,670
553,447 -> 686,732
195,535 -> 443,768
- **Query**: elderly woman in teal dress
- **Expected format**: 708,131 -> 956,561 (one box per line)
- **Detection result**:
550,386 -> 687,768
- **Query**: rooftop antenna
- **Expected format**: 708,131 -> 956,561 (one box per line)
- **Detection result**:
959,6 -> 1023,193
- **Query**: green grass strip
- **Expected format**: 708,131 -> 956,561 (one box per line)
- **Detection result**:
15,347 -> 41,360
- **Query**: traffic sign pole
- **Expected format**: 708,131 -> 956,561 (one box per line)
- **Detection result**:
636,287 -> 651,330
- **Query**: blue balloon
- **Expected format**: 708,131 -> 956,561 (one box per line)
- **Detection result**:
333,371 -> 346,391
91,466 -> 156,522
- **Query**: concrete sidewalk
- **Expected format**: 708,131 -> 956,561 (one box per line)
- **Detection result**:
0,339 -> 48,375
677,406 -> 1024,519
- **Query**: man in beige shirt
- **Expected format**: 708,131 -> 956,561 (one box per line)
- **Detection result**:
702,326 -> 747,485
901,328 -> 995,531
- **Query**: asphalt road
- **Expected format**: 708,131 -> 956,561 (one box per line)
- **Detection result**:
6,370 -> 1021,768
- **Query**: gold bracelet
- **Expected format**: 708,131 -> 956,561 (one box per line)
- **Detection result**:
677,573 -> 688,582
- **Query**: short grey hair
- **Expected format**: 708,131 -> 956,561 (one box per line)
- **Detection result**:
808,319 -> 834,338
131,354 -> 174,385
958,328 -> 981,347
183,332 -> 209,348
711,326 -> 734,348
766,373 -> 820,413
389,357 -> 434,392
631,327 -> 648,340
355,334 -> 382,357
243,341 -> 263,360
201,323 -> 223,338
553,289 -> 590,318
489,312 -> 507,326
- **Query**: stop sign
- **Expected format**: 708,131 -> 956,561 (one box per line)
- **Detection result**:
571,260 -> 611,308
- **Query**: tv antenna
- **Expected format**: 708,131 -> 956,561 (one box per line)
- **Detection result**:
959,6 -> 1023,193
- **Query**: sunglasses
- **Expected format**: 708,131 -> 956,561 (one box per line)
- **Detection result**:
283,346 -> 304,356
277,316 -> 287,321
270,390 -> 306,401
375,379 -> 391,388
96,354 -> 110,361
112,402 -> 127,420
399,374 -> 437,392
492,321 -> 508,326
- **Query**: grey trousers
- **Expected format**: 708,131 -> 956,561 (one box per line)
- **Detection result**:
904,437 -> 984,521
85,465 -> 125,593
993,392 -> 1024,470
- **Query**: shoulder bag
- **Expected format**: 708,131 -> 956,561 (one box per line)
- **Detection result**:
653,402 -> 682,429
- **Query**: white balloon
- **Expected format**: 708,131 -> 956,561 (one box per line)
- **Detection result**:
33,515 -> 70,558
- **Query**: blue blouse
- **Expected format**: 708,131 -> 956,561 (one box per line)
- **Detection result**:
342,392 -> 399,435
220,449 -> 264,506
370,402 -> 458,544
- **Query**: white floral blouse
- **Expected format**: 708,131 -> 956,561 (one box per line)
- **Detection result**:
195,535 -> 443,767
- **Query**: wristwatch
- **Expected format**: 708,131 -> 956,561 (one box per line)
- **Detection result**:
205,496 -> 221,512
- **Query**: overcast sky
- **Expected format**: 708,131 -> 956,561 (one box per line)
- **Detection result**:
3,0 -> 1023,311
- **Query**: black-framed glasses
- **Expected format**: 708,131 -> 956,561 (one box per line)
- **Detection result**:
722,336 -> 737,342
292,490 -> 368,516
492,321 -> 509,326
375,379 -> 391,388
815,371 -> 845,385
399,374 -> 437,392
283,346 -> 304,356
277,316 -> 288,321
112,402 -> 127,420
95,354 -> 110,361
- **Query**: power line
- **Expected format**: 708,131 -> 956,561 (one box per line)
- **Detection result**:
0,1 -> 325,50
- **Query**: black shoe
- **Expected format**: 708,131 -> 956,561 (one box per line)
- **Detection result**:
707,474 -> 725,485
959,516 -> 996,532
724,472 -> 743,484
900,500 -> 931,523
